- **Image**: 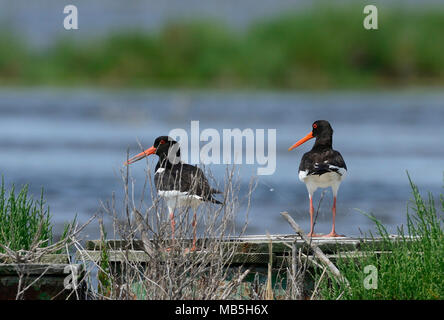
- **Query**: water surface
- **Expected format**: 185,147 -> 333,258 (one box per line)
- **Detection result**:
0,88 -> 442,239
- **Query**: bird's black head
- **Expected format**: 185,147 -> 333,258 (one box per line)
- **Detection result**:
311,120 -> 333,138
152,136 -> 180,158
288,120 -> 334,151
125,136 -> 180,166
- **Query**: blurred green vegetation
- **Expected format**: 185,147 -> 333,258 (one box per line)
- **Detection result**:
1,6 -> 444,89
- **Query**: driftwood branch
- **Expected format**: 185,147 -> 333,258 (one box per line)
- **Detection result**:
265,232 -> 274,300
280,211 -> 349,287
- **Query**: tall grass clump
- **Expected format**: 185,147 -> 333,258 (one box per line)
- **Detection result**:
0,178 -> 54,252
315,174 -> 443,299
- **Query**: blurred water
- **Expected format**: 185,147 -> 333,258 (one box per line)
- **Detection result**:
0,88 -> 443,239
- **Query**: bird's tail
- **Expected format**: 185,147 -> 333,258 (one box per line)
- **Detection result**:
210,197 -> 223,205
210,188 -> 223,194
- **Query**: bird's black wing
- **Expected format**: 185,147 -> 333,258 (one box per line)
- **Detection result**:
299,149 -> 347,176
179,164 -> 223,204
157,163 -> 222,204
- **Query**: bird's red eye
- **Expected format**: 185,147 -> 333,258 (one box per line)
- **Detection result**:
160,140 -> 166,144
313,124 -> 318,129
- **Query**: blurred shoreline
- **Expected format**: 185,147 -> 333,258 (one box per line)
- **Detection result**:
2,6 -> 444,90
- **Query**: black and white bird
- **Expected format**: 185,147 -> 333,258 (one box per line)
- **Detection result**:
125,136 -> 222,250
288,120 -> 347,237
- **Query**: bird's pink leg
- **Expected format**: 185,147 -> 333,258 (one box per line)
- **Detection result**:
165,212 -> 176,252
331,196 -> 337,235
307,196 -> 321,237
170,212 -> 175,242
323,196 -> 344,237
191,210 -> 197,251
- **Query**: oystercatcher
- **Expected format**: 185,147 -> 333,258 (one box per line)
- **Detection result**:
125,136 -> 222,250
288,120 -> 347,237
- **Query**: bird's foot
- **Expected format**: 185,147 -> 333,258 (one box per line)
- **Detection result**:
307,232 -> 322,238
321,232 -> 345,238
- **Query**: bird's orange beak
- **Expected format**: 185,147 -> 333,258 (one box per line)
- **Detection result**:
288,132 -> 314,151
124,146 -> 157,165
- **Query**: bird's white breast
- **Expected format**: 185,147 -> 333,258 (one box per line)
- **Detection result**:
158,190 -> 203,212
299,170 -> 346,195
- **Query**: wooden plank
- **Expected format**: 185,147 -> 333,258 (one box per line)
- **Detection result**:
84,235 -> 418,255
85,237 -> 360,254
224,238 -> 361,254
0,264 -> 85,300
85,240 -> 145,251
0,254 -> 69,264
76,249 -> 389,265
0,263 -> 83,275
77,250 -> 276,264
76,250 -> 150,263
231,253 -> 275,265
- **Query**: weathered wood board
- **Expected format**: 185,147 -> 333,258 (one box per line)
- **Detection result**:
80,234 -> 414,265
0,263 -> 85,300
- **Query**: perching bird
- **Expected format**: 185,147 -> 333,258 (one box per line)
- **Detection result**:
125,136 -> 222,250
288,120 -> 347,237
